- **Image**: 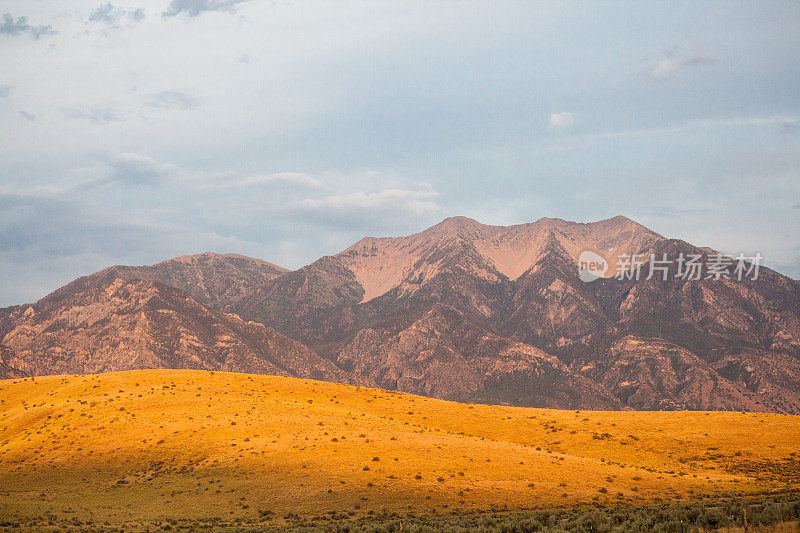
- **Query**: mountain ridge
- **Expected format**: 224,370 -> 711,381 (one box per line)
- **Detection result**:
2,215 -> 799,414
339,215 -> 663,302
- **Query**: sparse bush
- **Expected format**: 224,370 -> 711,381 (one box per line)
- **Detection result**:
259,495 -> 800,532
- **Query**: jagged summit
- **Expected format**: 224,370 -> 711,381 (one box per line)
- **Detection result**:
398,214 -> 653,240
338,215 -> 663,301
421,215 -> 490,237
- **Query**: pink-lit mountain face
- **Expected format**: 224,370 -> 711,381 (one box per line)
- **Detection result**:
2,217 -> 799,413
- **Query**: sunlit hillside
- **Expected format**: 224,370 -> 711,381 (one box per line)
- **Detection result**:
1,370 -> 799,528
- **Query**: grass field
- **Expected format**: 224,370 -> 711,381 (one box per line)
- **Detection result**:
0,370 -> 799,529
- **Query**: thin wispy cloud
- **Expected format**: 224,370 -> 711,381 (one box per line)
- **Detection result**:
142,91 -> 200,110
460,115 -> 800,165
62,105 -> 123,124
202,171 -> 321,189
688,116 -> 800,130
651,59 -> 678,81
649,45 -> 719,81
682,52 -> 718,66
572,115 -> 800,149
649,206 -> 715,219
302,184 -> 441,216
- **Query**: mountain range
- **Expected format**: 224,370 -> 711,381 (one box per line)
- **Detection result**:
2,215 -> 799,413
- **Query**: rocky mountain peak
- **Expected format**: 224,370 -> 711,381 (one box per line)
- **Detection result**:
337,215 -> 663,302
3,215 -> 799,415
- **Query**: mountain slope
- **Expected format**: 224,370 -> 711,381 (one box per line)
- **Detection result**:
0,272 -> 345,382
231,216 -> 800,413
573,335 -> 800,412
336,304 -> 622,408
3,215 -> 800,414
101,252 -> 287,308
232,256 -> 365,347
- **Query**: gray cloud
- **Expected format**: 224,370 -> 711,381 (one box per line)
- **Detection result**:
129,8 -> 146,24
0,85 -> 10,98
778,120 -> 800,134
0,193 -> 165,261
0,187 -> 321,306
90,152 -> 322,190
0,193 -> 91,256
163,0 -> 248,18
89,3 -> 121,24
93,152 -> 172,185
62,105 -> 123,124
88,3 -> 146,27
0,13 -> 56,39
0,192 -> 231,305
142,91 -> 199,110
19,111 -> 36,122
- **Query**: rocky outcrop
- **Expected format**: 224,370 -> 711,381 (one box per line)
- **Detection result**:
336,304 -> 621,409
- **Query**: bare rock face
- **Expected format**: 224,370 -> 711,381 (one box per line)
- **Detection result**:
599,239 -> 800,360
713,350 -> 800,413
0,273 -> 345,382
0,345 -> 25,378
335,304 -> 621,408
232,256 -> 365,347
3,215 -> 800,414
573,336 -> 786,412
337,215 -> 661,303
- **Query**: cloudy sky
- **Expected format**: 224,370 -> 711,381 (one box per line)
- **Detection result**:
1,1 -> 798,305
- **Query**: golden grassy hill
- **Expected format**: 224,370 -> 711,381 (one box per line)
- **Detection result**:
0,370 -> 799,528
